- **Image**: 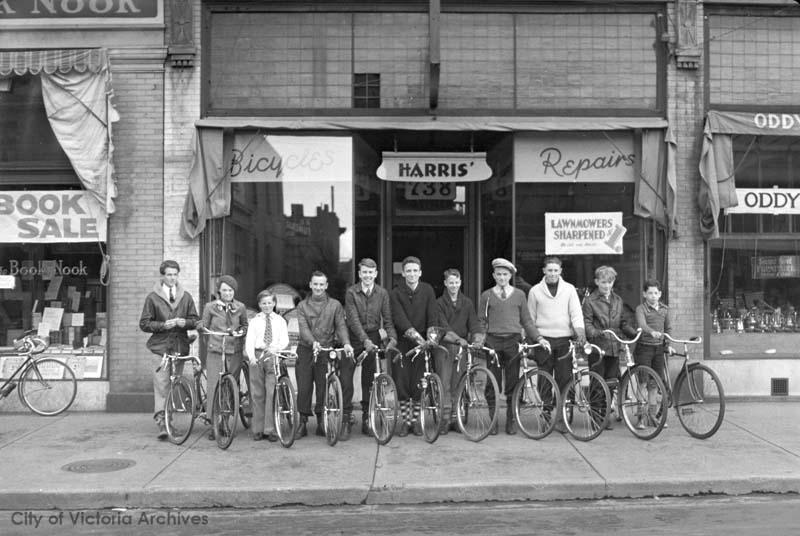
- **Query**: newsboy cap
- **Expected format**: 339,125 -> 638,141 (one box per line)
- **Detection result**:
216,274 -> 239,293
491,258 -> 516,274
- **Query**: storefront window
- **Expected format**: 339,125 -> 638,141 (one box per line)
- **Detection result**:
710,135 -> 800,358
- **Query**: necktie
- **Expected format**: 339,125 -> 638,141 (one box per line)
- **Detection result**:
169,287 -> 175,303
500,287 -> 507,300
263,314 -> 273,349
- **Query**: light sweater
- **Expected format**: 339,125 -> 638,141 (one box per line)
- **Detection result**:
527,276 -> 585,338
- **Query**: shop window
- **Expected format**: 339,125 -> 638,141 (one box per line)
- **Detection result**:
710,135 -> 800,358
353,73 -> 380,109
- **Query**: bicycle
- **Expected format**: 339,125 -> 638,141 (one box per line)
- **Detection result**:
452,343 -> 500,442
314,345 -> 350,447
662,334 -> 726,439
405,338 -> 446,443
203,328 -> 245,449
162,348 -> 207,445
603,329 -> 668,440
0,331 -> 77,416
512,342 -> 561,440
355,346 -> 400,445
265,349 -> 300,448
558,341 -> 611,441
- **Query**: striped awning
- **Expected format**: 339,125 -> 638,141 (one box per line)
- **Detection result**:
0,48 -> 107,76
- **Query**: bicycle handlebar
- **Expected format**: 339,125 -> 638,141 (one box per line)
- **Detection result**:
601,328 -> 642,344
199,327 -> 245,338
313,346 -> 351,362
663,333 -> 702,345
556,341 -> 605,361
13,334 -> 48,355
354,346 -> 401,367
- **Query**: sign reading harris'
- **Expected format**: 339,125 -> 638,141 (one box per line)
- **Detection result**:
515,132 -> 635,183
0,0 -> 158,18
545,212 -> 626,255
376,153 -> 492,182
0,191 -> 107,243
229,134 -> 352,183
725,188 -> 800,215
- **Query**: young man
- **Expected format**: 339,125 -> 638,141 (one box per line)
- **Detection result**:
582,265 -> 638,430
437,268 -> 480,433
345,258 -> 397,436
635,278 -> 672,424
476,258 -> 542,435
295,271 -> 353,439
527,256 -> 586,431
390,256 -> 440,437
139,260 -> 199,440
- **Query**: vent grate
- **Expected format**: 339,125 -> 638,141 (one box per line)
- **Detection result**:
771,377 -> 789,396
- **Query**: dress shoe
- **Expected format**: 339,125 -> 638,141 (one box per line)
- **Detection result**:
340,418 -> 352,441
605,420 -> 614,431
208,431 -> 216,440
315,416 -> 326,437
155,413 -> 168,440
397,422 -> 409,437
505,419 -> 517,435
253,432 -> 264,441
266,432 -> 279,442
439,416 -> 450,435
361,418 -> 370,436
412,421 -> 423,436
294,419 -> 307,440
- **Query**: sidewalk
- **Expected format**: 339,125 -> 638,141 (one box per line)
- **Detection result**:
0,402 -> 798,510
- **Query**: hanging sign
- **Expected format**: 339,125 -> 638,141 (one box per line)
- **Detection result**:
725,188 -> 800,215
0,191 -> 107,243
545,212 -> 626,255
229,134 -> 352,183
515,132 -> 635,183
377,152 -> 491,182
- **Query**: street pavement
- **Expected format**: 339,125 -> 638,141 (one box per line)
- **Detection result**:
0,402 -> 797,510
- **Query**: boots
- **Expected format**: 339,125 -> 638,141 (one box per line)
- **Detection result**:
505,398 -> 516,435
341,414 -> 353,441
315,413 -> 326,437
294,416 -> 308,440
154,412 -> 168,440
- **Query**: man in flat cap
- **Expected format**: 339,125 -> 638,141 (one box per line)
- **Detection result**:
475,258 -> 543,435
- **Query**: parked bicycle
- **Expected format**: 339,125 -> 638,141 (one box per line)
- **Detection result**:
405,338 -> 446,443
661,334 -> 726,439
355,346 -> 400,445
558,341 -> 611,441
512,342 -> 560,440
0,330 -> 77,416
452,343 -> 500,442
603,329 -> 668,440
162,347 -> 206,445
314,345 -> 350,447
203,328 -> 245,449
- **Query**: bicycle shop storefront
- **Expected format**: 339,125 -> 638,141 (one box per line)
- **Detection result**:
181,117 -> 675,358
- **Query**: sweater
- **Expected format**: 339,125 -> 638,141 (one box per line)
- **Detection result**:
477,287 -> 540,339
527,276 -> 585,338
635,301 -> 672,346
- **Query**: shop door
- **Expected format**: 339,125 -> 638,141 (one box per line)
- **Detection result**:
390,226 -> 466,298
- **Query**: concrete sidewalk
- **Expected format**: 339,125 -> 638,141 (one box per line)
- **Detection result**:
0,402 -> 798,510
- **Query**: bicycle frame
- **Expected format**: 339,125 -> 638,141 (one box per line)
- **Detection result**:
405,341 -> 446,387
663,334 -> 704,403
0,334 -> 49,400
455,344 -> 499,376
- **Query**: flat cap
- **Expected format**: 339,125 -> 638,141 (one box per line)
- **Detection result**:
491,258 -> 516,274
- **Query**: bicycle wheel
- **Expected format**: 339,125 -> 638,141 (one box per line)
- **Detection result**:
239,365 -> 252,429
212,374 -> 239,449
513,369 -> 560,440
19,358 -> 77,416
164,376 -> 196,445
369,373 -> 398,445
455,366 -> 499,442
273,376 -> 298,448
674,364 -> 725,439
561,371 -> 610,441
324,374 -> 343,447
619,365 -> 667,440
420,373 -> 443,443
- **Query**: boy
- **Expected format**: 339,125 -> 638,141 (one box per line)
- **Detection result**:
582,265 -> 638,430
635,278 -> 672,424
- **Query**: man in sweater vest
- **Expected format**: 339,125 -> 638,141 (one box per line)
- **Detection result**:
476,258 -> 542,435
527,256 -> 587,430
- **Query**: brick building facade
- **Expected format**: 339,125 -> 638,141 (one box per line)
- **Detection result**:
1,1 -> 798,411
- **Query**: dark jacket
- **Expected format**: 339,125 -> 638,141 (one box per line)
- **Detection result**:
437,292 -> 480,343
139,282 -> 199,356
582,289 -> 637,356
390,281 -> 440,343
296,294 -> 350,349
345,283 -> 397,347
200,299 -> 248,355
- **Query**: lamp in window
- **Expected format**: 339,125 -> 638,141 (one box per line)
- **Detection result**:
0,76 -> 12,93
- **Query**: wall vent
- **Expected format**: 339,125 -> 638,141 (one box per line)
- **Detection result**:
771,377 -> 789,396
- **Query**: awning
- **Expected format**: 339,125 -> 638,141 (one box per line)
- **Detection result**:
0,48 -> 118,214
181,116 -> 675,239
698,110 -> 800,239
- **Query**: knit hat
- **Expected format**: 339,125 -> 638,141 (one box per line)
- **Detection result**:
217,274 -> 238,293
